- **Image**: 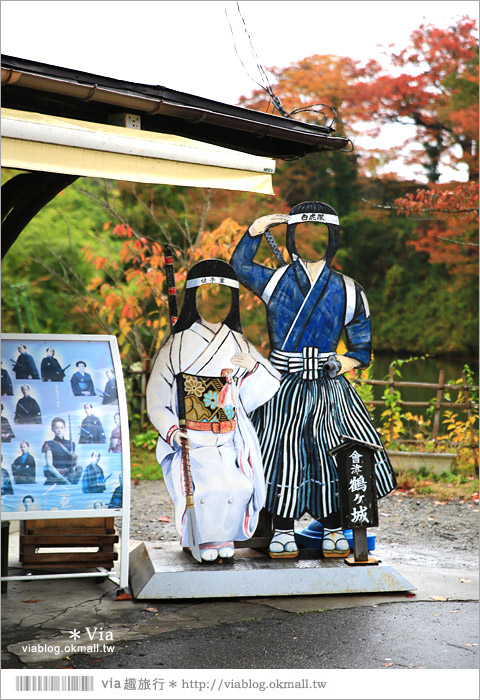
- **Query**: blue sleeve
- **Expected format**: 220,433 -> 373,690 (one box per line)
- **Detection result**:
28,355 -> 40,379
344,283 -> 372,368
230,230 -> 275,298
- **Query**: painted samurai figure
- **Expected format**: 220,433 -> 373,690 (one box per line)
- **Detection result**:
231,201 -> 397,559
147,259 -> 280,563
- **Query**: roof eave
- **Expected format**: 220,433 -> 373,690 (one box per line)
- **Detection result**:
1,56 -> 351,159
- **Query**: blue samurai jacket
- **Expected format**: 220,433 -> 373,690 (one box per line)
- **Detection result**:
230,231 -> 371,366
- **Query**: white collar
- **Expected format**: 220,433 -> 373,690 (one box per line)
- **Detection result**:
298,258 -> 325,285
199,319 -> 222,333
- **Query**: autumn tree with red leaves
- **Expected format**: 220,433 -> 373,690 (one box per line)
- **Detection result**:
355,17 -> 479,182
82,217 -> 267,363
239,17 -> 478,183
394,181 -> 479,276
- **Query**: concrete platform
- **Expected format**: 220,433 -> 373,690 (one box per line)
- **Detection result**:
129,541 -> 415,599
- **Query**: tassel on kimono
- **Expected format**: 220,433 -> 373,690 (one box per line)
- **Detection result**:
218,369 -> 235,408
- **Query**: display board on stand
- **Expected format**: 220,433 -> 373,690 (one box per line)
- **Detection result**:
1,334 -> 130,588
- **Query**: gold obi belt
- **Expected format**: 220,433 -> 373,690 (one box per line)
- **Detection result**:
182,373 -> 237,433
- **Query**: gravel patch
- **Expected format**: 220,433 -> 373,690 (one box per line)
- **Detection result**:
122,480 -> 479,565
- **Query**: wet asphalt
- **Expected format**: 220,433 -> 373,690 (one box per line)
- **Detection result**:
64,600 -> 478,671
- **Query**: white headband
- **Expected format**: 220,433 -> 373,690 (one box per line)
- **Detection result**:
289,213 -> 339,226
186,276 -> 239,289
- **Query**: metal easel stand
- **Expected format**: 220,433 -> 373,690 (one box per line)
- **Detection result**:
1,508 -> 130,592
1,569 -> 119,584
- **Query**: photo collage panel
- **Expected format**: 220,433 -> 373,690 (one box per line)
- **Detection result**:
1,338 -> 124,515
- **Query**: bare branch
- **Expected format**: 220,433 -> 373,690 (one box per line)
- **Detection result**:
360,198 -> 398,211
195,189 -> 212,249
361,198 -> 479,214
130,184 -> 169,239
435,236 -> 479,247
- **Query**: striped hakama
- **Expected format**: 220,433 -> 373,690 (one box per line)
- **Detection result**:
251,367 -> 395,520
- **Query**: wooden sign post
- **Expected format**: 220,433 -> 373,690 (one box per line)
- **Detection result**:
329,435 -> 381,565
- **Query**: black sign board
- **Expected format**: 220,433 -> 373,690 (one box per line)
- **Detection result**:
329,436 -> 380,530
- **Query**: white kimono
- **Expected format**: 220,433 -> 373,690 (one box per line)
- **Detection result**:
147,322 -> 280,547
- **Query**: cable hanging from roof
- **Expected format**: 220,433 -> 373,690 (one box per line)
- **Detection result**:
225,1 -> 340,132
225,2 -> 289,117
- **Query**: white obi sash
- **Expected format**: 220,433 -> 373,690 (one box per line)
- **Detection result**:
270,348 -> 333,381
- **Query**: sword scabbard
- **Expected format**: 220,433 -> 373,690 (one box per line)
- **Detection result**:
264,228 -> 287,267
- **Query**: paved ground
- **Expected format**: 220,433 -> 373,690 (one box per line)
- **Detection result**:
2,557 -> 478,669
36,601 -> 477,671
1,482 -> 478,699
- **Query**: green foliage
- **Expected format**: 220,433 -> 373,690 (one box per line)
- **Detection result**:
348,362 -> 375,409
1,172 -> 112,334
132,428 -> 158,452
338,204 -> 479,357
377,355 -> 429,442
376,357 -> 478,471
1,175 -> 208,338
275,150 -> 359,216
130,441 -> 163,480
459,364 -> 479,405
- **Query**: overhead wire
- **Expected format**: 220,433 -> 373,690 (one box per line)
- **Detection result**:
224,1 -> 353,153
225,2 -> 290,117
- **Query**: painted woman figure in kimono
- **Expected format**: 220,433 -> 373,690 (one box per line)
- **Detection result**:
231,201 -> 397,559
147,259 -> 280,563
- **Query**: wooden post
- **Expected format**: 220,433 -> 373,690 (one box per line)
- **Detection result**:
329,438 -> 379,566
1,521 -> 9,594
352,528 -> 369,562
432,369 -> 445,445
140,358 -> 150,428
389,365 -> 395,443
